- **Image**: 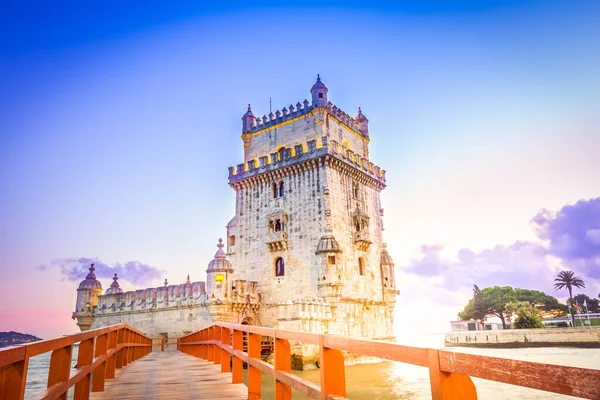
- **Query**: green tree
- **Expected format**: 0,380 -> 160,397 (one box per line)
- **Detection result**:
553,270 -> 585,326
459,286 -> 516,328
573,294 -> 599,313
506,301 -> 544,329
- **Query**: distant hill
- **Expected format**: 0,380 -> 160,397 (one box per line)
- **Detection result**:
0,331 -> 42,348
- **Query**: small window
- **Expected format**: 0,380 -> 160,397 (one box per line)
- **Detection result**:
328,256 -> 336,265
358,257 -> 365,276
279,181 -> 285,197
272,182 -> 279,198
228,235 -> 236,246
278,147 -> 286,161
215,274 -> 224,286
275,220 -> 282,232
319,93 -> 323,98
353,183 -> 359,199
275,257 -> 285,277
356,222 -> 361,232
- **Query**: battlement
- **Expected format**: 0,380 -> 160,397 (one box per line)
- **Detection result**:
228,137 -> 385,186
243,101 -> 368,138
94,280 -> 207,315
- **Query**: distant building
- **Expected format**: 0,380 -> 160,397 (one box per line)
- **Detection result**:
72,76 -> 399,367
450,320 -> 504,332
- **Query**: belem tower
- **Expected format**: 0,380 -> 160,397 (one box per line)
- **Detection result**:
73,76 -> 399,366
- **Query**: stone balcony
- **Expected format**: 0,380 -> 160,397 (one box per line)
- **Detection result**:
353,230 -> 372,251
266,231 -> 288,252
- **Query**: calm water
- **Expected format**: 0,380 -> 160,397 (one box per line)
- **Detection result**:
24,335 -> 600,399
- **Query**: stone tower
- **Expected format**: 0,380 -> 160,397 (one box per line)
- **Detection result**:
73,264 -> 103,331
227,76 -> 398,341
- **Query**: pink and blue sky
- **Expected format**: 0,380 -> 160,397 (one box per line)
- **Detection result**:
1,1 -> 599,338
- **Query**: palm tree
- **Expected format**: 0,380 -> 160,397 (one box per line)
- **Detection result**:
553,270 -> 585,326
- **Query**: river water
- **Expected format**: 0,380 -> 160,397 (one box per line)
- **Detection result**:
23,334 -> 600,399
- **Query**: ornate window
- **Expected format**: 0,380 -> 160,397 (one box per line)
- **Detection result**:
279,181 -> 285,197
275,219 -> 283,232
358,257 -> 365,276
275,257 -> 285,277
272,182 -> 279,198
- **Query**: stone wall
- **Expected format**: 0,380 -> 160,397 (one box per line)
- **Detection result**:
445,328 -> 600,348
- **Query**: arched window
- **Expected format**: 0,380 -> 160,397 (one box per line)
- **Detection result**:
272,182 -> 279,198
278,147 -> 286,161
275,219 -> 282,232
353,183 -> 359,199
356,222 -> 361,232
279,181 -> 285,197
358,257 -> 365,276
275,257 -> 285,277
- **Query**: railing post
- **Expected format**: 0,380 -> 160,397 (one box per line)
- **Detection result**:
428,349 -> 477,400
92,333 -> 108,392
221,327 -> 231,373
248,332 -> 261,400
214,326 -> 222,365
74,337 -> 94,400
122,330 -> 129,367
275,336 -> 292,400
116,329 -> 125,369
0,348 -> 29,399
319,335 -> 346,399
106,330 -> 117,379
232,329 -> 243,384
48,344 -> 74,400
161,337 -> 165,352
207,327 -> 215,361
200,330 -> 207,359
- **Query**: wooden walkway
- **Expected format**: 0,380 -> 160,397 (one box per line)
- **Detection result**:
90,350 -> 248,399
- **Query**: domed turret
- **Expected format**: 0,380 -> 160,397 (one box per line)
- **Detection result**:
316,225 -> 342,254
207,238 -> 233,271
241,104 -> 257,133
78,263 -> 102,289
380,244 -> 399,299
355,107 -> 369,137
74,264 -> 104,332
105,273 -> 123,295
310,75 -> 328,107
206,239 -> 233,301
380,244 -> 394,266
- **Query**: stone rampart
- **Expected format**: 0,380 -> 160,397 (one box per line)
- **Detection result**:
228,137 -> 385,187
445,328 -> 600,348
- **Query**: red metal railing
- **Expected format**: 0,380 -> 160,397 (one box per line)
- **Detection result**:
179,322 -> 600,400
0,324 -> 152,400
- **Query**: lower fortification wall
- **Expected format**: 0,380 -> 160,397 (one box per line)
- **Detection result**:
445,327 -> 600,348
90,304 -> 235,338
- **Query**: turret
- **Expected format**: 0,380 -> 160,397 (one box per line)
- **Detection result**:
315,224 -> 342,299
355,107 -> 369,137
380,244 -> 399,303
105,273 -> 123,294
310,75 -> 328,108
73,264 -> 103,331
241,104 -> 256,133
206,239 -> 233,301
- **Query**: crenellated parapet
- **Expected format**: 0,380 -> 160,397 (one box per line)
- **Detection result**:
241,101 -> 369,139
228,137 -> 386,190
94,281 -> 207,315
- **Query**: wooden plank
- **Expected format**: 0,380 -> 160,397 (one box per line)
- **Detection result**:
90,351 -> 247,399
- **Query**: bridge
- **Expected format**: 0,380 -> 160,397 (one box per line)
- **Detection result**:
1,323 -> 599,400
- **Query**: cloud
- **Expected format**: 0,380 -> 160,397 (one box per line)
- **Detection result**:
41,257 -> 165,287
402,197 -> 600,301
532,197 -> 600,278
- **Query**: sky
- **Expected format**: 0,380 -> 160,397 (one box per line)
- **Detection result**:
1,0 -> 599,338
